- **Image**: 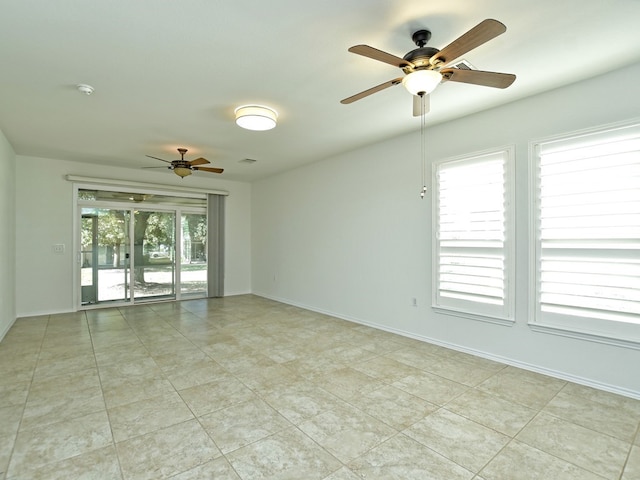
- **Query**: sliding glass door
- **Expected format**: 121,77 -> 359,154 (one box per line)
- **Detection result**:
132,209 -> 176,301
78,188 -> 210,307
80,208 -> 130,304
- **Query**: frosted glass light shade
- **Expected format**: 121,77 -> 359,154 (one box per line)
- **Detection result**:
173,167 -> 192,177
402,70 -> 442,96
235,105 -> 278,131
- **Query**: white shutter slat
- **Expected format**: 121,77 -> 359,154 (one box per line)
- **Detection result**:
435,149 -> 510,313
536,125 -> 640,326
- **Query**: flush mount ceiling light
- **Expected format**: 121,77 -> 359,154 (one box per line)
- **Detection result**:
234,105 -> 278,131
401,70 -> 442,96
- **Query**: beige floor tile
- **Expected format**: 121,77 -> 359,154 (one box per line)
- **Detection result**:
33,352 -> 97,379
516,413 -> 629,479
8,410 -> 113,478
282,353 -> 346,380
170,457 -> 241,479
1,433 -> 14,479
319,343 -> 381,365
199,398 -> 291,453
313,367 -> 383,402
226,427 -> 342,480
478,367 -> 566,409
178,376 -> 256,417
347,384 -> 438,429
543,389 -> 639,442
445,388 -> 537,437
0,381 -> 30,408
261,380 -> 346,425
108,391 -> 195,442
423,356 -> 499,387
348,433 -> 474,480
298,403 -> 396,463
561,382 -> 640,417
98,356 -> 161,382
322,467 -> 362,480
622,445 -> 640,480
213,350 -> 279,375
392,371 -> 468,406
0,404 -> 23,438
480,440 -> 604,480
3,296 -> 640,480
101,375 -> 176,410
28,367 -> 101,400
351,355 -> 423,383
233,363 -> 300,394
116,419 -> 220,480
93,343 -> 151,368
10,444 -> 122,480
405,408 -> 510,472
21,387 -> 105,431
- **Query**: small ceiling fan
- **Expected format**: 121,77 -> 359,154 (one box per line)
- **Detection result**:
341,19 -> 516,116
144,148 -> 223,178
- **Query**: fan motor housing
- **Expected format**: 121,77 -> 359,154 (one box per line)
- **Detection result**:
403,47 -> 440,72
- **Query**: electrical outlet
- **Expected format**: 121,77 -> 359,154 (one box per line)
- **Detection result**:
412,297 -> 418,307
52,244 -> 65,254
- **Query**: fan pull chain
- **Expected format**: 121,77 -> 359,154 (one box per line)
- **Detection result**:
419,93 -> 428,199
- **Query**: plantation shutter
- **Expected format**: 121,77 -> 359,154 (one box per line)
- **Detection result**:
535,125 -> 640,326
433,148 -> 513,320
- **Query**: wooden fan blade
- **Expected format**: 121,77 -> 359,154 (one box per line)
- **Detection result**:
441,68 -> 516,88
189,157 -> 210,166
142,166 -> 171,169
145,155 -> 172,164
412,94 -> 431,117
341,78 -> 403,104
193,166 -> 224,174
431,19 -> 506,66
348,45 -> 413,68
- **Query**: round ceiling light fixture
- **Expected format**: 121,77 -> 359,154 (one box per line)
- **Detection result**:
234,105 -> 278,131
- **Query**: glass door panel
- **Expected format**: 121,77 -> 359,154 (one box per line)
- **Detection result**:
80,208 -> 129,304
181,212 -> 208,296
132,210 -> 176,301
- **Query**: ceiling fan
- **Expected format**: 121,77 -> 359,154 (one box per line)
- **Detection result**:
341,19 -> 516,116
144,148 -> 223,178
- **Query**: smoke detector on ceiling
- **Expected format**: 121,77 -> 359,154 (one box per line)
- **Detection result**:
76,84 -> 95,95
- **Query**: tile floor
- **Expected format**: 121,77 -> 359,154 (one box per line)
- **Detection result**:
1,295 -> 639,479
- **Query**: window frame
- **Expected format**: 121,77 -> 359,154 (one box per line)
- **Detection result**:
432,145 -> 516,325
529,120 -> 640,349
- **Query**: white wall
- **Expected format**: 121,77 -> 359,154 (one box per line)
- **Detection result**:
15,156 -> 252,316
0,129 -> 16,340
252,61 -> 640,397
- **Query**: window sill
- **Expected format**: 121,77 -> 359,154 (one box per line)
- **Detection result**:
432,306 -> 515,327
529,322 -> 640,350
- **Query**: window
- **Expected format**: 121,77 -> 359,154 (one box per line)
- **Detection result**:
433,147 -> 515,323
531,122 -> 640,345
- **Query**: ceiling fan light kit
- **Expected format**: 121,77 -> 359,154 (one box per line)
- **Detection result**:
402,70 -> 442,96
144,148 -> 224,178
235,105 -> 278,131
173,166 -> 192,177
341,19 -> 516,113
341,19 -> 516,198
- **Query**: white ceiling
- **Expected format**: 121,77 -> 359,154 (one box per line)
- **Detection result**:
1,0 -> 640,182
